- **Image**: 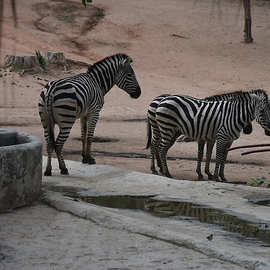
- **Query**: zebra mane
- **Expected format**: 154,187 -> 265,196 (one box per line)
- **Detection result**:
250,89 -> 268,99
204,90 -> 244,100
87,53 -> 132,73
205,89 -> 268,101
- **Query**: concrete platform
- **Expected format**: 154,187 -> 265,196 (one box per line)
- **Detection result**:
41,157 -> 270,270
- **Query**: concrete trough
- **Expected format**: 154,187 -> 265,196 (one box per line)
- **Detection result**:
0,129 -> 42,212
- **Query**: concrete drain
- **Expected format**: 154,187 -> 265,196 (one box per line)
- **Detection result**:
45,185 -> 270,245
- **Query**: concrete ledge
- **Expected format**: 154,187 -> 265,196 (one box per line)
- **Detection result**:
0,129 -> 42,212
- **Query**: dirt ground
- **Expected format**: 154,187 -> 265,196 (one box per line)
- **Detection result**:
1,0 -> 270,184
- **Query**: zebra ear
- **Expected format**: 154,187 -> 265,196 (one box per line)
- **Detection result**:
123,56 -> 133,66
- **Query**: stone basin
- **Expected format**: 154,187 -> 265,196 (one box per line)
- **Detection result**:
0,129 -> 42,212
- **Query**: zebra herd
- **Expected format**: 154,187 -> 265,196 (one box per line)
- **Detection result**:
39,53 -> 270,182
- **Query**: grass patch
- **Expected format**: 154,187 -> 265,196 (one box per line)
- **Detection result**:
35,50 -> 47,71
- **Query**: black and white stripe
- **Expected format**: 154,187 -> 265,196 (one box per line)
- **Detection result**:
147,89 -> 270,181
39,53 -> 141,176
180,91 -> 253,180
147,92 -> 252,180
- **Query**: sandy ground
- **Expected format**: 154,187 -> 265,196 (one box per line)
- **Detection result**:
1,0 -> 270,183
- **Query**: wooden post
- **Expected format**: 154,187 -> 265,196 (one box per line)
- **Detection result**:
243,0 -> 253,43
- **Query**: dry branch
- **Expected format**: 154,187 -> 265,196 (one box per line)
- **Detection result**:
241,148 -> 270,156
228,144 -> 270,152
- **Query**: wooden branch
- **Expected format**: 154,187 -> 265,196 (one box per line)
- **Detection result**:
11,0 -> 17,27
228,144 -> 270,152
241,148 -> 270,156
243,0 -> 253,43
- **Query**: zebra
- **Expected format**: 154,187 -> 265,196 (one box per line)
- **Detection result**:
179,91 -> 254,180
38,53 -> 141,176
147,89 -> 270,181
146,92 -> 253,180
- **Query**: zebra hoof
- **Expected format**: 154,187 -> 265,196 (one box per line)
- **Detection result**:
215,176 -> 227,182
197,175 -> 204,181
152,170 -> 159,175
87,157 -> 96,165
61,168 -> 69,175
82,156 -> 96,164
44,170 -> 52,176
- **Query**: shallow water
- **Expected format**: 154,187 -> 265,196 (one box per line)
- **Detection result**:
45,185 -> 270,245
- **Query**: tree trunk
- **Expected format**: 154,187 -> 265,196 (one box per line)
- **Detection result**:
243,0 -> 253,43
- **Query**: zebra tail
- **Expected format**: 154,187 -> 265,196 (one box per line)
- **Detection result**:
146,118 -> 152,149
46,92 -> 56,151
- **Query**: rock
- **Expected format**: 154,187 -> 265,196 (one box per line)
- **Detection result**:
4,51 -> 70,73
4,55 -> 40,71
44,51 -> 66,65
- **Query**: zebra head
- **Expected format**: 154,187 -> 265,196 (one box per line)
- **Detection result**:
252,90 -> 270,132
115,55 -> 141,99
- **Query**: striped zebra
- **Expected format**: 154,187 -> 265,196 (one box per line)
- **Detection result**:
147,89 -> 270,181
179,91 -> 253,180
39,54 -> 141,176
146,92 -> 253,180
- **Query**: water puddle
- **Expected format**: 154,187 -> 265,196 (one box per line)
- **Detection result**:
45,185 -> 270,245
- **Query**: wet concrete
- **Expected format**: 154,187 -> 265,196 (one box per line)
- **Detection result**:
41,157 -> 270,269
44,184 -> 270,246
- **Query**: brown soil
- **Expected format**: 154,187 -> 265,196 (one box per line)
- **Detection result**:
1,0 -> 270,185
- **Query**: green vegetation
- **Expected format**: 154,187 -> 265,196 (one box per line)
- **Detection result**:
35,50 -> 47,71
95,9 -> 104,19
250,175 -> 270,188
82,0 -> 92,7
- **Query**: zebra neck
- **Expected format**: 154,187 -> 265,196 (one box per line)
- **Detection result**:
89,63 -> 120,96
245,98 -> 256,122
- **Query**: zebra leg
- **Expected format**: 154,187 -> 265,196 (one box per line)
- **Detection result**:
80,116 -> 88,164
85,111 -> 100,164
205,140 -> 215,180
39,110 -> 54,176
150,124 -> 162,175
214,139 -> 228,182
44,143 -> 54,176
55,145 -> 69,175
159,136 -> 176,178
218,141 -> 233,182
159,147 -> 171,178
196,140 -> 205,180
55,126 -> 74,175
